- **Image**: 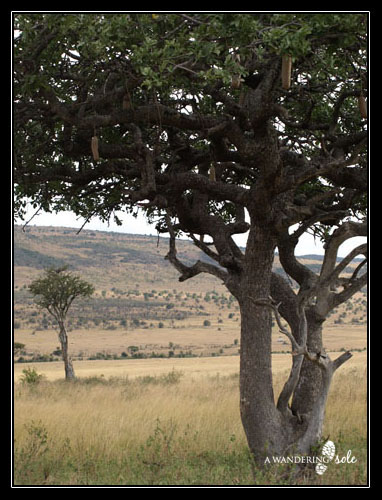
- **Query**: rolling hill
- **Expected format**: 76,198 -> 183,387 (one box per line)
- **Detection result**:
13,225 -> 367,361
13,224 -> 363,289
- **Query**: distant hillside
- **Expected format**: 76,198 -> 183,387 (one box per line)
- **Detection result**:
13,225 -> 363,293
14,225 -> 230,292
13,225 -> 367,351
295,254 -> 363,263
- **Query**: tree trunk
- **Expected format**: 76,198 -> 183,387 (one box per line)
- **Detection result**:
238,225 -> 288,461
291,316 -> 324,416
58,320 -> 76,380
293,367 -> 334,454
239,298 -> 288,461
237,231 -> 347,463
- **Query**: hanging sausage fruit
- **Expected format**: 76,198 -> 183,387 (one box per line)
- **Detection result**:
230,52 -> 241,89
209,164 -> 216,181
358,92 -> 367,119
281,54 -> 292,90
91,135 -> 100,162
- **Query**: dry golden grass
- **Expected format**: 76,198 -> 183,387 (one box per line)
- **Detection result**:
13,351 -> 367,382
14,322 -> 366,360
14,375 -> 242,459
14,354 -> 367,450
13,351 -> 367,485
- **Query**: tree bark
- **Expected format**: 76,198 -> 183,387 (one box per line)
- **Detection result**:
238,251 -> 352,461
291,316 -> 324,417
238,224 -> 288,461
58,320 -> 76,380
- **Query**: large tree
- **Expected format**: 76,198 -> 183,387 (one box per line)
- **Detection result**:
14,13 -> 367,463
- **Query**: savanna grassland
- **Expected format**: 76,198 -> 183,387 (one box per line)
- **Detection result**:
13,356 -> 367,486
13,226 -> 368,486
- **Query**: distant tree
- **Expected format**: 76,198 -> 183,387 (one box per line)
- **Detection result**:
28,266 -> 94,380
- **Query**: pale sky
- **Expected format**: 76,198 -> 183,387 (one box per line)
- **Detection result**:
15,206 -> 366,259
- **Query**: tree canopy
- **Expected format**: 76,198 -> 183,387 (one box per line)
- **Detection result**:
14,13 -> 367,238
29,265 -> 95,322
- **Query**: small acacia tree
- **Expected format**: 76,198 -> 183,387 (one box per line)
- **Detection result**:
14,13 -> 367,463
28,266 -> 94,380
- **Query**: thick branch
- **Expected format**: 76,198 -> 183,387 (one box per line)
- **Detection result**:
277,231 -> 318,290
278,133 -> 367,194
250,296 -> 305,415
174,171 -> 250,206
320,243 -> 367,290
330,272 -> 367,309
188,233 -> 226,268
164,214 -> 228,283
332,351 -> 353,371
320,221 -> 367,282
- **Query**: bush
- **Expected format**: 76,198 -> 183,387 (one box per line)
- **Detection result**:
128,346 -> 139,354
20,367 -> 45,386
160,369 -> 184,384
14,342 -> 26,354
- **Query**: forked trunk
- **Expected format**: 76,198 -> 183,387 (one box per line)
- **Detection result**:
293,367 -> 334,454
58,320 -> 76,380
239,294 -> 344,463
237,227 -> 350,464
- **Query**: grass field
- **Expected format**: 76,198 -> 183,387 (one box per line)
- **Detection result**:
14,321 -> 367,361
13,300 -> 367,486
13,350 -> 367,382
13,352 -> 367,486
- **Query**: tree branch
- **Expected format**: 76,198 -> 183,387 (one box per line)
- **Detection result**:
164,213 -> 228,283
277,230 -> 318,290
188,233 -> 220,262
278,133 -> 367,194
320,221 -> 367,282
332,351 -> 353,371
330,272 -> 367,310
251,296 -> 300,352
172,171 -> 250,206
320,243 -> 367,290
